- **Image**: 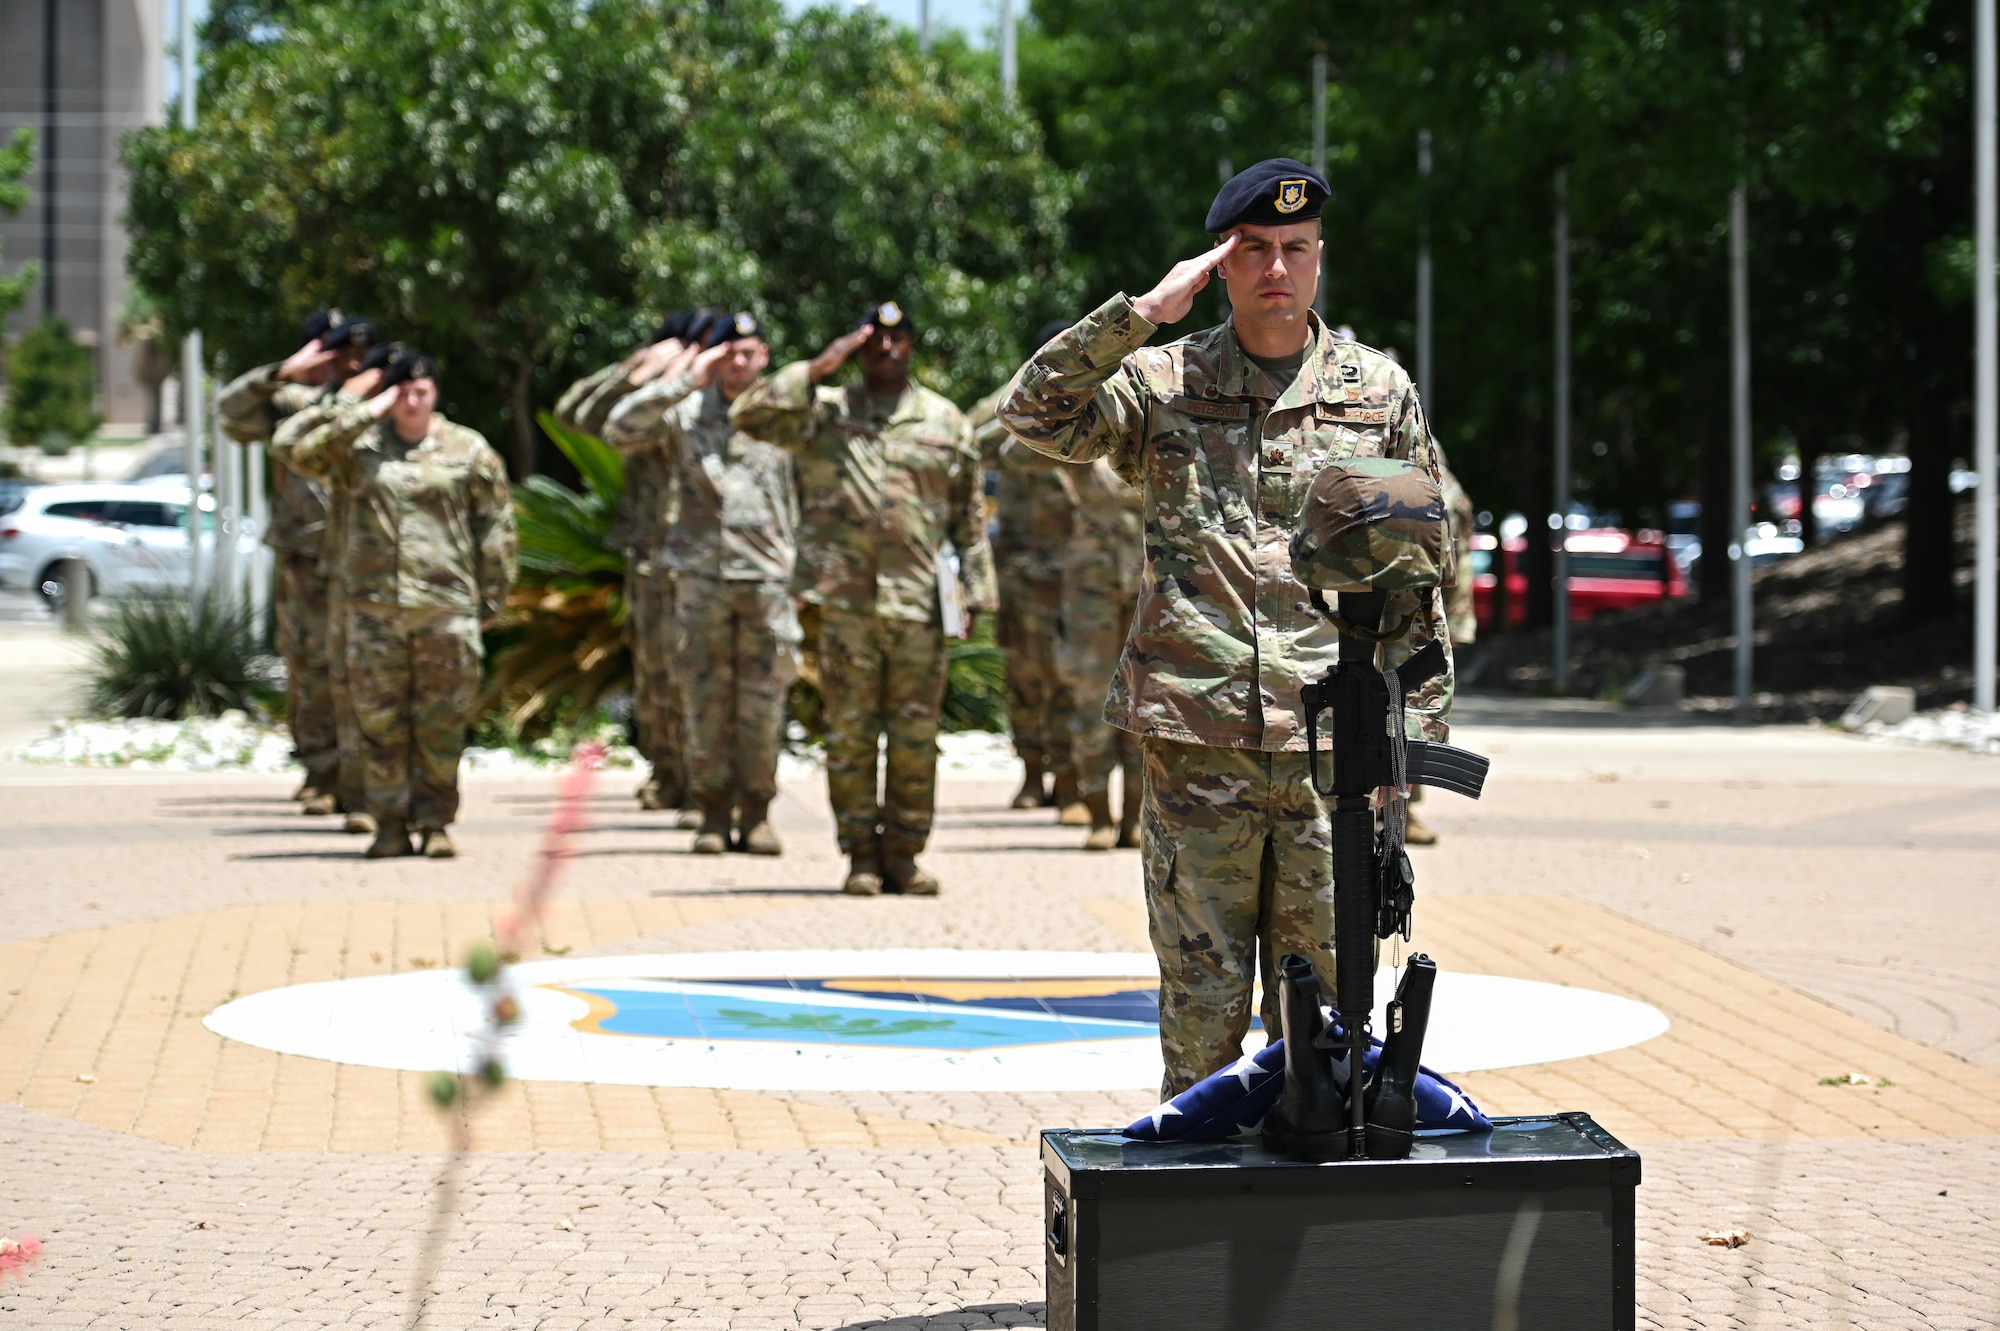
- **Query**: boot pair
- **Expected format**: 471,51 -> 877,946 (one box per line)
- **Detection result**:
692,796 -> 782,857
1262,952 -> 1437,1162
364,817 -> 454,860
841,842 -> 939,897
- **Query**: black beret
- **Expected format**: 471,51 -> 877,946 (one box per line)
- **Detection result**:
358,340 -> 402,374
683,307 -> 727,348
1205,158 -> 1329,234
856,300 -> 916,338
324,317 -> 380,351
380,349 -> 437,390
298,308 -> 340,348
723,310 -> 764,343
647,309 -> 695,346
1033,319 -> 1074,349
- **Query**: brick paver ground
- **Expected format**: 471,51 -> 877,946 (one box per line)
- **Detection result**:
1,676 -> 1997,1327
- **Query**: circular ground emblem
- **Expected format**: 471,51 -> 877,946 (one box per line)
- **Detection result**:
204,949 -> 1668,1092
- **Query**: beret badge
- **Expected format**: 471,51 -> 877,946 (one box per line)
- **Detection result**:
1275,179 -> 1308,214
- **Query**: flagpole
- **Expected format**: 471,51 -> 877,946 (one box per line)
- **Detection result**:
1976,0 -> 1997,714
178,0 -> 205,616
1552,168 -> 1571,689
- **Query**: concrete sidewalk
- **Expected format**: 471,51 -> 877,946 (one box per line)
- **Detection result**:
0,696 -> 1993,1327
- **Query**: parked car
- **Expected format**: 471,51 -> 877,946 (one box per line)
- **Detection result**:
0,482 -> 246,608
1471,528 -> 1688,633
0,478 -> 45,516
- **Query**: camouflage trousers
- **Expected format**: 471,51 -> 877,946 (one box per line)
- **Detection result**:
1058,556 -> 1139,800
275,555 -> 338,785
1142,736 -> 1373,1098
345,602 -> 482,831
997,568 -> 1072,764
818,608 -> 947,857
325,574 -> 367,811
626,562 -> 686,799
674,576 -> 801,804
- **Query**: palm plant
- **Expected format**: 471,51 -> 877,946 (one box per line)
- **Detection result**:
474,412 -> 630,739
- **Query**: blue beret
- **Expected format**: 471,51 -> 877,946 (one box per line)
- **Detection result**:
1206,158 -> 1329,234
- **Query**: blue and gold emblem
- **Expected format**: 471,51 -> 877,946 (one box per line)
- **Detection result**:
1275,179 -> 1309,215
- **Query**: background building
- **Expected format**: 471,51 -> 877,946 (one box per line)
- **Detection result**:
0,0 -> 167,433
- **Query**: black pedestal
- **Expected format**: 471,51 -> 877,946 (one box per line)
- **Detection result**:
1042,1113 -> 1639,1331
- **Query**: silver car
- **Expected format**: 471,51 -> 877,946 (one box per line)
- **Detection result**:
0,481 -> 251,608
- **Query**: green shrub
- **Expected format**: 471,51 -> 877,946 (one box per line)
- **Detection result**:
3,317 -> 99,450
84,594 -> 271,720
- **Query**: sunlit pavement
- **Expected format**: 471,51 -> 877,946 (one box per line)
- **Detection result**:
0,677 -> 1994,1327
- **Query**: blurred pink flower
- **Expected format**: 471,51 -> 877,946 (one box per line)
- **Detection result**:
0,1233 -> 42,1278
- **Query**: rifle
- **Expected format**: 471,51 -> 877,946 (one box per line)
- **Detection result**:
1290,587 -> 1490,1161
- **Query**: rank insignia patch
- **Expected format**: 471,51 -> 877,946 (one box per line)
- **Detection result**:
1275,179 -> 1309,214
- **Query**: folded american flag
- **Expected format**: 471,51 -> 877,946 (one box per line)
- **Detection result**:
1123,1034 -> 1491,1143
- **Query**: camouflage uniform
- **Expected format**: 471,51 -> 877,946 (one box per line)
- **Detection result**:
970,392 -> 1074,785
1052,457 -> 1144,803
1434,441 -> 1477,646
730,363 -> 998,859
606,372 -> 799,805
275,405 -> 517,832
1000,295 -> 1452,1094
555,361 -> 687,804
214,365 -> 341,794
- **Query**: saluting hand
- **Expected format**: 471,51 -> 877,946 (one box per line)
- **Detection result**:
807,328 -> 872,382
277,341 -> 335,383
686,340 -> 735,390
366,386 -> 401,421
629,337 -> 683,384
1131,234 -> 1240,327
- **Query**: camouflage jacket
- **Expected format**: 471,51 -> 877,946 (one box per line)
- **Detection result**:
555,359 -> 672,561
729,362 -> 998,622
999,437 -> 1143,600
214,362 -> 328,557
971,390 -> 1071,580
1434,440 -> 1477,646
998,294 -> 1452,750
273,402 -> 518,621
605,372 -> 798,583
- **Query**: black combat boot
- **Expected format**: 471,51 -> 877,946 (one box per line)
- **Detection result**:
364,815 -> 413,860
1364,954 -> 1438,1160
1263,953 -> 1350,1162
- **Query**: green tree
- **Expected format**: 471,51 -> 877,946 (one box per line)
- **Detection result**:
0,127 -> 37,323
123,0 -> 1074,475
4,318 -> 100,451
1020,0 -> 1969,628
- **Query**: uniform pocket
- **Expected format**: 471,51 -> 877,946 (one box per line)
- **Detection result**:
1146,432 -> 1223,533
1140,806 -> 1190,975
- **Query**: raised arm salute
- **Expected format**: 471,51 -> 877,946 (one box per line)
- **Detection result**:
730,302 -> 998,897
998,160 -> 1454,1096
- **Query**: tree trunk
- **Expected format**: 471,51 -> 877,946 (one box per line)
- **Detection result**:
1901,403 -> 1957,624
510,354 -> 538,480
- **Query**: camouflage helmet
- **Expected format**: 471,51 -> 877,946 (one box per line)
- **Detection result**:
1289,457 -> 1448,594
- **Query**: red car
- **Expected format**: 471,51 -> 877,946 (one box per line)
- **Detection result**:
1471,529 -> 1687,633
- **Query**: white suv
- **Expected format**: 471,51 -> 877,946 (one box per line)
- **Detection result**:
0,482 -> 242,607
